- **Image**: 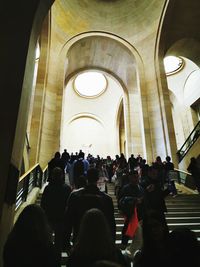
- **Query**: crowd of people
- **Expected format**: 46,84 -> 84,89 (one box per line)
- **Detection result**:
3,150 -> 200,267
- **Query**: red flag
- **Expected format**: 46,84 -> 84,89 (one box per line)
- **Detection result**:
125,207 -> 138,238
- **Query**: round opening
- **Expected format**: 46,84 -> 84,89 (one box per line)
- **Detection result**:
74,71 -> 107,97
164,56 -> 183,75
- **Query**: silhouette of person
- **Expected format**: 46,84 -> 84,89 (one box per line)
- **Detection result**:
63,168 -> 116,250
168,227 -> 200,267
41,167 -> 71,263
66,208 -> 128,267
187,157 -> 200,193
48,152 -> 65,182
3,204 -> 59,267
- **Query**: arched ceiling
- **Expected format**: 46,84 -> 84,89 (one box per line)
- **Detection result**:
53,0 -> 163,41
52,0 -> 200,87
160,0 -> 200,61
65,35 -> 137,89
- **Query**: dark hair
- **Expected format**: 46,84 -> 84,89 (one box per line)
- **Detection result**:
87,168 -> 99,184
166,156 -> 171,162
169,227 -> 200,266
8,204 -> 51,244
50,167 -> 64,186
76,175 -> 87,188
54,151 -> 60,158
156,156 -> 162,162
71,208 -> 117,262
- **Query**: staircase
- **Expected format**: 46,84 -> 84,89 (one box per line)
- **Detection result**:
36,182 -> 200,265
106,183 -> 200,246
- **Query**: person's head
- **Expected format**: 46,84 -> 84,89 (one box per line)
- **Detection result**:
142,159 -> 146,164
10,204 -> 51,243
166,156 -> 171,162
50,167 -> 64,185
54,151 -> 60,159
78,151 -> 85,159
87,168 -> 99,184
73,208 -> 115,260
148,165 -> 158,180
77,175 -> 87,188
169,227 -> 200,266
156,156 -> 162,163
128,170 -> 139,185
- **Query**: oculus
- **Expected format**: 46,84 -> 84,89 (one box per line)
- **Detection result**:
74,71 -> 107,98
164,56 -> 184,75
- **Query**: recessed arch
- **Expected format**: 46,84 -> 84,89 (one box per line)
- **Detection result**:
67,113 -> 105,127
56,31 -> 149,158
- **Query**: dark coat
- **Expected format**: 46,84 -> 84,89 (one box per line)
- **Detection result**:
64,184 -> 116,244
41,183 -> 71,223
118,183 -> 144,220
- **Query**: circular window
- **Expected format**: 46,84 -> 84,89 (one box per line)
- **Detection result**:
164,56 -> 183,75
74,71 -> 107,97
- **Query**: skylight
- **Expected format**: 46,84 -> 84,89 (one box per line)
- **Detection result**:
164,56 -> 183,75
74,71 -> 107,97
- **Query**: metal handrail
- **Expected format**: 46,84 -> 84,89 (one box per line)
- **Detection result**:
177,121 -> 200,162
15,164 -> 48,210
174,168 -> 196,191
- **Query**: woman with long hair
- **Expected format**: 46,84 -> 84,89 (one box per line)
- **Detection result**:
3,204 -> 59,267
67,208 -> 129,267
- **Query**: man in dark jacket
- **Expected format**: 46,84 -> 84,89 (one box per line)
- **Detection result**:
63,167 -> 116,250
41,167 -> 71,263
142,165 -> 169,224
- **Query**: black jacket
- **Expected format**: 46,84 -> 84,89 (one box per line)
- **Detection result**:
63,184 -> 116,245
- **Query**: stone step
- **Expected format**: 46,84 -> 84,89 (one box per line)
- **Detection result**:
36,182 -> 200,260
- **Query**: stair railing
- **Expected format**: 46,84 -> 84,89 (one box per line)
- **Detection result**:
177,120 -> 200,162
15,164 -> 48,210
174,168 -> 196,191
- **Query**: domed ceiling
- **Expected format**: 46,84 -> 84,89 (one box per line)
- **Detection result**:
53,0 -> 163,42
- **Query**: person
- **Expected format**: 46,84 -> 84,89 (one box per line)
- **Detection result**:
48,151 -> 65,182
106,156 -> 114,183
142,165 -> 169,226
63,167 -> 116,250
187,157 -> 200,193
133,210 -> 170,267
164,156 -> 177,196
40,167 -> 71,263
168,227 -> 200,267
61,149 -> 70,165
97,161 -> 109,193
73,152 -> 89,189
75,174 -> 87,189
128,154 -> 137,172
3,204 -> 59,267
66,208 -> 128,267
118,170 -> 144,248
